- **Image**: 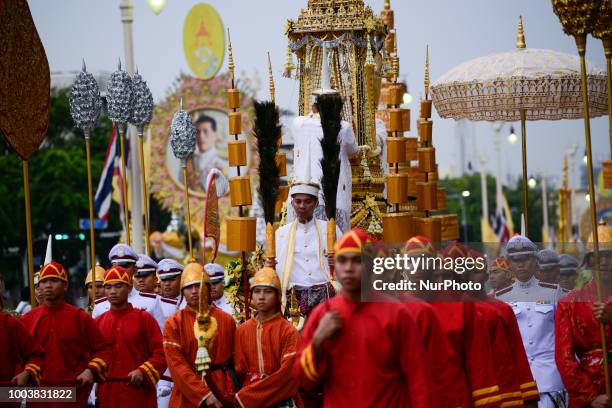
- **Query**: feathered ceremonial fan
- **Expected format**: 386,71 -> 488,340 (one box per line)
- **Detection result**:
202,168 -> 228,262
253,100 -> 282,224
317,93 -> 343,223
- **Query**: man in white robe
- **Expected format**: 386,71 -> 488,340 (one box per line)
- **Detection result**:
275,163 -> 342,317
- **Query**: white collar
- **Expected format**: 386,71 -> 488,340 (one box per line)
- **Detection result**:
517,275 -> 537,289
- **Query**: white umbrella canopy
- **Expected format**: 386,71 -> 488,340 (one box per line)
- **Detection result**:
429,16 -> 608,235
431,47 -> 608,121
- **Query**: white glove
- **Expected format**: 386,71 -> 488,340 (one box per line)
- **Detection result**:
368,146 -> 381,157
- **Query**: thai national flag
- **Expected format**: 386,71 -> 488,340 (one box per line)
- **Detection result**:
94,127 -> 118,221
492,193 -> 511,244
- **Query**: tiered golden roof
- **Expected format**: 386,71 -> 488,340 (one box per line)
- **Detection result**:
288,0 -> 384,34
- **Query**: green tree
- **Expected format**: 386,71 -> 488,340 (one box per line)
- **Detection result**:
0,87 -> 171,299
439,174 -> 557,243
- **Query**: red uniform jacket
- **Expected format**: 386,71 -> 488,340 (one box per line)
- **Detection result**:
403,297 -> 469,407
487,299 -> 539,404
429,301 -> 501,408
234,313 -> 302,408
474,300 -> 528,407
163,305 -> 236,407
95,304 -> 167,408
294,295 -> 433,407
555,282 -> 612,407
0,311 -> 44,385
20,301 -> 112,408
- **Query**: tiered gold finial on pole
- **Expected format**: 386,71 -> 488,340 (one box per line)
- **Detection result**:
552,0 -> 609,396
516,15 -> 526,49
381,31 -> 413,243
424,45 -> 430,99
412,46 -> 445,241
267,52 -> 275,103
225,32 -> 255,322
227,28 -> 235,85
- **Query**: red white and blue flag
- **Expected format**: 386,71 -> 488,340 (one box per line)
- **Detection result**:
94,126 -> 129,226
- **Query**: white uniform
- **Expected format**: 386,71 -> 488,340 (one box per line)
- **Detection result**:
496,276 -> 567,407
213,294 -> 233,317
92,288 -> 165,330
288,113 -> 359,233
156,295 -> 185,408
275,218 -> 341,310
159,296 -> 181,320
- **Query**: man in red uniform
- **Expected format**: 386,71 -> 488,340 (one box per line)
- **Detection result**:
20,260 -> 112,408
294,228 -> 433,407
555,220 -> 612,408
489,256 -> 514,293
95,266 -> 167,407
462,246 -> 539,407
403,237 -> 502,408
0,284 -> 44,386
163,262 -> 236,408
234,267 -> 302,408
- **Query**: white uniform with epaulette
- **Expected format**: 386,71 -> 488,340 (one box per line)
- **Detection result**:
91,244 -> 165,329
204,263 -> 234,318
155,258 -> 186,408
495,236 -> 567,408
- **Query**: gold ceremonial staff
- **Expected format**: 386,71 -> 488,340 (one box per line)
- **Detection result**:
593,1 -> 612,155
129,68 -> 155,255
69,60 -> 104,306
552,0 -> 610,396
225,29 -> 257,321
0,0 -> 52,306
107,59 -> 134,246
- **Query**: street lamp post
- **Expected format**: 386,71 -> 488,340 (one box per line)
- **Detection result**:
120,0 -> 144,252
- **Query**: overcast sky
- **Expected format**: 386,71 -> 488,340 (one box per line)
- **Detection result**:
28,0 -> 609,189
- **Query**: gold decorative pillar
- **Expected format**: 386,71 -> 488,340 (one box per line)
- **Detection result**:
225,30 -> 255,321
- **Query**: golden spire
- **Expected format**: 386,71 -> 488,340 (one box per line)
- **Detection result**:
391,34 -> 399,83
562,154 -> 568,188
424,45 -> 430,99
267,52 -> 275,103
516,16 -> 526,49
227,28 -> 235,83
384,0 -> 390,9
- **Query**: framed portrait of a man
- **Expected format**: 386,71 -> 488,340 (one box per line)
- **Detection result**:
149,73 -> 256,255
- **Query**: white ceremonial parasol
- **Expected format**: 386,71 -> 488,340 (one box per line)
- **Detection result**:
431,16 -> 607,232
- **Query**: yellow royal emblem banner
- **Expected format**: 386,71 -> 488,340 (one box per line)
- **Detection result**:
183,3 -> 225,80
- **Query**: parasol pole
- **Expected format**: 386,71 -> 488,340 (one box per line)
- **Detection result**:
117,125 -> 131,245
576,33 -> 609,396
137,130 -> 150,254
520,108 -> 529,235
605,38 -> 612,155
516,17 -> 529,235
22,160 -> 36,306
551,1 -> 609,393
182,161 -> 194,260
85,132 -> 98,305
